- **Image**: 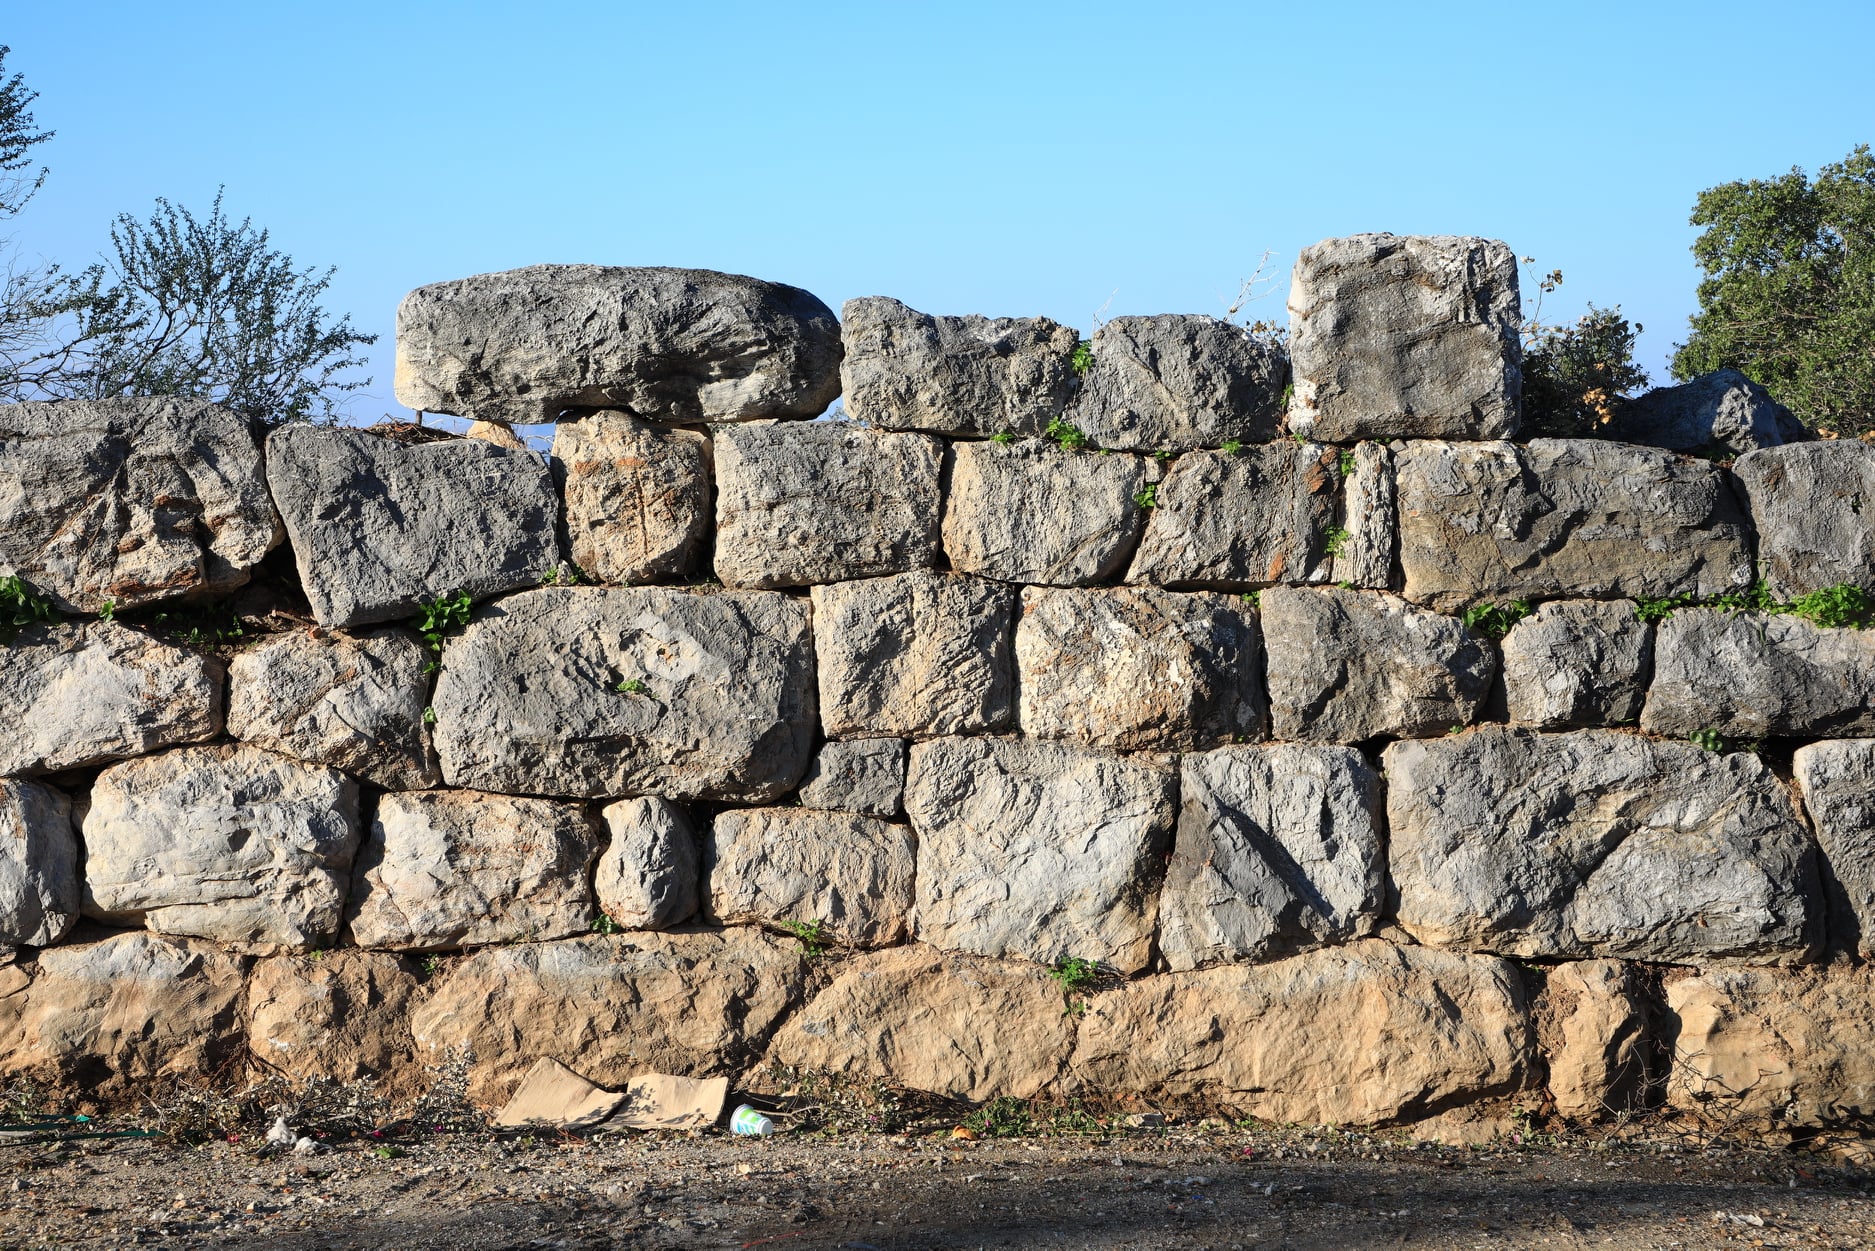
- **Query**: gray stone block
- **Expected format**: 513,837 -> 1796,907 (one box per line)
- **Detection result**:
1793,741 -> 1875,956
942,440 -> 1156,587
706,808 -> 916,948
1642,609 -> 1875,738
595,797 -> 700,932
1127,443 -> 1338,589
1734,441 -> 1875,600
1065,314 -> 1286,451
0,778 -> 78,948
552,411 -> 712,584
1500,601 -> 1653,729
1335,440 -> 1396,589
1611,369 -> 1805,456
797,739 -> 907,818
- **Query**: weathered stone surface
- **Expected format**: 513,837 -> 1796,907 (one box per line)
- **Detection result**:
247,950 -> 422,1089
765,945 -> 1076,1101
705,809 -> 915,947
1336,440 -> 1395,589
797,739 -> 907,817
1500,601 -> 1652,729
1158,745 -> 1384,971
267,426 -> 561,628
552,411 -> 711,584
348,790 -> 599,952
1642,610 -> 1875,738
1793,741 -> 1875,956
1071,942 -> 1529,1125
1395,439 -> 1754,612
1015,587 -> 1264,750
1261,587 -> 1495,742
0,398 -> 280,613
942,441 -> 1156,586
1734,441 -> 1875,599
0,778 -> 77,948
82,745 -> 361,953
465,419 -> 527,450
1128,444 -> 1338,588
1064,314 -> 1287,451
839,296 -> 1078,438
1538,959 -> 1650,1120
1286,234 -> 1522,442
905,737 -> 1174,973
226,628 -> 437,790
432,587 -> 815,801
409,930 -> 805,1102
1386,728 -> 1818,962
712,422 -> 941,588
0,621 -> 222,776
595,797 -> 699,932
811,573 -> 1014,740
394,265 -> 843,426
1611,368 -> 1804,456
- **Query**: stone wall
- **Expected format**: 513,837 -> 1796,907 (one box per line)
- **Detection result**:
3,237 -> 1873,1133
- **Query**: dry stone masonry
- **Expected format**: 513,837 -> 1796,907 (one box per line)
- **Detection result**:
0,239 -> 1867,1136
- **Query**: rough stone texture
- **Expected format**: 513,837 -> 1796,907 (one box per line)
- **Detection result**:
247,950 -> 423,1089
551,411 -> 711,584
839,296 -> 1078,438
1158,745 -> 1384,971
712,422 -> 941,588
796,739 -> 907,818
1642,610 -> 1875,738
0,778 -> 78,948
764,946 -> 1076,1101
1668,965 -> 1875,1129
1261,587 -> 1495,742
942,441 -> 1156,586
347,790 -> 600,952
1015,587 -> 1265,750
82,746 -> 361,953
1064,314 -> 1287,451
0,398 -> 280,613
1793,741 -> 1875,956
1611,368 -> 1805,456
595,797 -> 699,932
267,425 -> 561,628
1538,959 -> 1650,1120
1386,728 -> 1819,963
811,573 -> 1014,740
1286,234 -> 1522,442
464,419 -> 527,450
1500,601 -> 1653,729
904,737 -> 1175,973
409,930 -> 805,1103
1395,439 -> 1754,612
1072,942 -> 1529,1125
0,621 -> 222,776
705,809 -> 916,947
226,628 -> 438,790
1336,440 -> 1396,590
1734,441 -> 1875,599
394,265 -> 843,426
1128,444 -> 1338,589
432,587 -> 815,801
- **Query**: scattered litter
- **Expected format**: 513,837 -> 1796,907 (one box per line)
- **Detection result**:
494,1059 -> 626,1131
949,1126 -> 978,1141
613,1073 -> 728,1132
292,1136 -> 325,1155
1718,1211 -> 1766,1227
265,1117 -> 298,1149
730,1105 -> 776,1137
1124,1112 -> 1165,1129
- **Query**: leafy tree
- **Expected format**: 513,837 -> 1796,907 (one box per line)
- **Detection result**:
1673,144 -> 1875,435
1518,263 -> 1649,439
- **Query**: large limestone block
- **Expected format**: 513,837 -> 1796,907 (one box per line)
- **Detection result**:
1127,444 -> 1338,588
1261,587 -> 1495,742
552,411 -> 711,584
1336,440 -> 1396,589
1015,587 -> 1264,750
712,422 -> 942,588
1538,960 -> 1650,1120
0,398 -> 280,613
0,621 -> 222,776
1071,942 -> 1529,1125
905,737 -> 1175,973
0,778 -> 78,948
347,790 -> 600,951
267,426 -> 562,628
1064,314 -> 1287,451
1734,441 -> 1875,599
595,797 -> 699,932
811,573 -> 1014,739
1286,234 -> 1522,442
796,739 -> 907,817
1386,728 -> 1818,963
83,745 -> 361,953
409,930 -> 806,1102
1158,745 -> 1383,971
705,808 -> 916,947
1611,368 -> 1804,456
1500,601 -> 1652,729
394,264 -> 843,426
1643,610 -> 1875,738
432,587 -> 815,801
765,946 -> 1076,1101
247,950 -> 422,1090
226,628 -> 437,790
1395,440 -> 1754,612
840,296 -> 1078,438
942,441 -> 1156,586
1793,741 -> 1875,956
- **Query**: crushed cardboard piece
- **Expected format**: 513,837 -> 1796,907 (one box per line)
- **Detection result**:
611,1072 -> 729,1131
493,1058 -> 626,1130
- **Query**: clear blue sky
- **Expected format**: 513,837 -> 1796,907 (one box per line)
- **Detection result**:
8,1 -> 1873,421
